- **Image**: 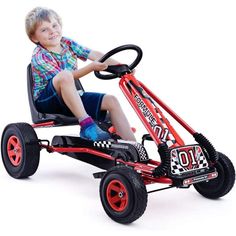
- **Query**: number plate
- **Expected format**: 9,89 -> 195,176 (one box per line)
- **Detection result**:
170,145 -> 208,175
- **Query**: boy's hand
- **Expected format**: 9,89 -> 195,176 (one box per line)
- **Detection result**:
92,61 -> 108,71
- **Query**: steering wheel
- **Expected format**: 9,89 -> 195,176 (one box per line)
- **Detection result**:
94,44 -> 143,80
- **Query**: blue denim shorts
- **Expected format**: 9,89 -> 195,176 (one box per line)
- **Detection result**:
35,79 -> 107,121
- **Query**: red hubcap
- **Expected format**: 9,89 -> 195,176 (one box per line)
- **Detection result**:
106,180 -> 129,212
7,136 -> 22,167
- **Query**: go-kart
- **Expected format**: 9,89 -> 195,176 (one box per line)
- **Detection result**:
1,45 -> 235,224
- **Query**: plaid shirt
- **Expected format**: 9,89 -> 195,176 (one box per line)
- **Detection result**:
31,37 -> 91,100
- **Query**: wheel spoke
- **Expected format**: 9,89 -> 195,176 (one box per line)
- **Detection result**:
15,152 -> 21,165
110,195 -> 121,205
8,150 -> 15,158
9,138 -> 18,147
120,197 -> 127,209
16,143 -> 21,150
110,185 -> 121,193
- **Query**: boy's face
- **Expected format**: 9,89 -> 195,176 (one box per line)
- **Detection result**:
32,17 -> 62,49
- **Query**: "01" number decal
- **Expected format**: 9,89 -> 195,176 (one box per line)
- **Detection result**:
178,150 -> 197,167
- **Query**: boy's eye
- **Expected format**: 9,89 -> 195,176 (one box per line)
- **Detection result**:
41,28 -> 47,33
53,24 -> 58,28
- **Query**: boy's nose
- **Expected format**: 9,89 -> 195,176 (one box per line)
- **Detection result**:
48,28 -> 55,34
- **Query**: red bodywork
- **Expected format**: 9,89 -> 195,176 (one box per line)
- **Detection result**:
119,74 -> 196,145
35,73 -> 198,186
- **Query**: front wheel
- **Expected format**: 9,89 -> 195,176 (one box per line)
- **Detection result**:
194,152 -> 235,199
100,165 -> 147,224
1,123 -> 40,179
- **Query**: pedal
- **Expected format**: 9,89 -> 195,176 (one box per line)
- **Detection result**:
108,126 -> 136,134
93,171 -> 106,179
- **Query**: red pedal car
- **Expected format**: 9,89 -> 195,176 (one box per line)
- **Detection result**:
1,45 -> 235,224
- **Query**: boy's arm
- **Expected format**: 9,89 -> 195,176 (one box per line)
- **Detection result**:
72,61 -> 107,80
88,50 -> 136,75
72,50 -> 120,80
88,50 -> 120,65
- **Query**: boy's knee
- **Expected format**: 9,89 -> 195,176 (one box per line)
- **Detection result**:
104,94 -> 120,110
58,70 -> 74,84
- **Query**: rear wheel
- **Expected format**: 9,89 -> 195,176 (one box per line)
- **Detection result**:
1,123 -> 40,179
100,165 -> 147,224
193,152 -> 235,199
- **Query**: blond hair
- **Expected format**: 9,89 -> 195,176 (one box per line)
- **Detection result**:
25,7 -> 62,42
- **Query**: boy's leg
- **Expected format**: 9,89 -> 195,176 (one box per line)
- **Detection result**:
52,70 -> 87,119
101,95 -> 136,141
52,70 -> 110,141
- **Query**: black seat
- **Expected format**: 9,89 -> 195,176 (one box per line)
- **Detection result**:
27,64 -> 84,125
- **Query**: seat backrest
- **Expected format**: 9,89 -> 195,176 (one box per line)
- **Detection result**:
27,64 -> 84,125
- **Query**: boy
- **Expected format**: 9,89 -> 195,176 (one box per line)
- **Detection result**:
25,7 -> 136,142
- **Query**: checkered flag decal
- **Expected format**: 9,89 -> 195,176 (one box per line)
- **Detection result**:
93,141 -> 112,148
171,154 -> 186,174
197,153 -> 208,169
116,140 -> 149,162
133,142 -> 149,161
170,145 -> 208,175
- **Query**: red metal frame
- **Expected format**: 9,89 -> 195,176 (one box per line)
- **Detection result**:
32,121 -> 55,128
138,80 -> 196,135
33,72 -> 200,186
119,73 -> 196,147
39,143 -> 172,185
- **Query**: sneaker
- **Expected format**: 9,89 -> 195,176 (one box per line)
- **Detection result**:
80,123 -> 111,141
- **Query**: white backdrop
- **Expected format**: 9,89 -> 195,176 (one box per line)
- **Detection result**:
0,0 -> 235,235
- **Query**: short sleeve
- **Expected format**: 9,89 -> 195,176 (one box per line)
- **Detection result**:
62,37 -> 91,61
31,52 -> 62,80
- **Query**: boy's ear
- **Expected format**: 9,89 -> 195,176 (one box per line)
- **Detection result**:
31,34 -> 39,44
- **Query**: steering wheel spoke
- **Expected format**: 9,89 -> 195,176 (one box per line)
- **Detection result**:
105,64 -> 131,76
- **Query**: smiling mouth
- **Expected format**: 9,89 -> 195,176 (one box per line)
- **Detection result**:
49,35 -> 59,40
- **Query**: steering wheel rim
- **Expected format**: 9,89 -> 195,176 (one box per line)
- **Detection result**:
94,44 -> 143,80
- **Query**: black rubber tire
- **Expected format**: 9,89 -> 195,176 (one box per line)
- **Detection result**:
1,123 -> 40,179
100,165 -> 147,224
193,152 -> 235,199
